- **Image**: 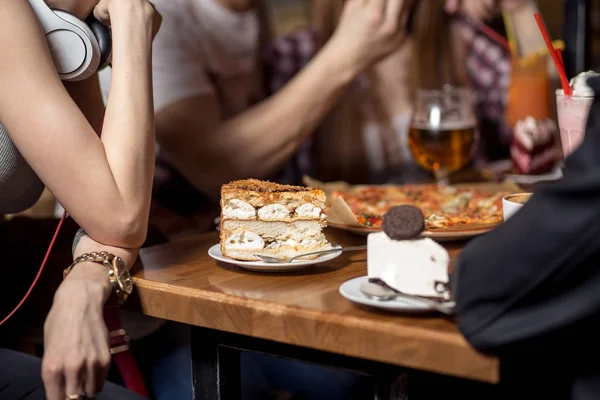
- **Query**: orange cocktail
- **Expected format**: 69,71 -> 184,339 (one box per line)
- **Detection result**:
505,56 -> 552,127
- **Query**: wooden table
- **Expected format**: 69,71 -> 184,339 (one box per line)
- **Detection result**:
132,228 -> 499,398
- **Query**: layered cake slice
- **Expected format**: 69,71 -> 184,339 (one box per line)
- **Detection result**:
367,206 -> 450,299
510,116 -> 560,174
220,179 -> 331,261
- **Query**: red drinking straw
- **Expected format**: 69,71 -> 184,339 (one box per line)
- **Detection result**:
534,12 -> 572,95
556,48 -> 564,67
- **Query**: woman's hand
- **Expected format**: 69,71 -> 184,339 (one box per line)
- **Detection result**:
44,0 -> 162,41
328,0 -> 415,75
445,0 -> 535,21
93,0 -> 162,41
41,263 -> 111,400
44,0 -> 99,20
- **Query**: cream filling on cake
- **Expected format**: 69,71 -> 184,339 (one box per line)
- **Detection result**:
224,231 -> 265,250
265,236 -> 327,249
223,200 -> 325,221
295,203 -> 322,218
223,231 -> 328,251
223,199 -> 256,219
258,204 -> 290,220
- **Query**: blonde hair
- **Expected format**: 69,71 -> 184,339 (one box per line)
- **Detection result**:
311,0 -> 468,183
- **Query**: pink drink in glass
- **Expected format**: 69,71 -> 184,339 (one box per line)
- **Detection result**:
555,91 -> 594,157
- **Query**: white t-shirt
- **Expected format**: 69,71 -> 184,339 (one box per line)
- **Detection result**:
99,0 -> 260,116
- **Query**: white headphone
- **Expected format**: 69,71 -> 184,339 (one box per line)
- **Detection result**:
28,0 -> 112,81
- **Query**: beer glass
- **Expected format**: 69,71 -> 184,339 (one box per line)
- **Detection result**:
408,87 -> 477,186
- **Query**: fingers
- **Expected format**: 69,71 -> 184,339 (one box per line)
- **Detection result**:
444,0 -> 460,15
42,307 -> 111,400
367,0 -> 386,14
41,357 -> 65,400
342,0 -> 366,16
397,0 -> 416,31
383,0 -> 404,30
87,319 -> 111,396
92,3 -> 110,26
63,352 -> 86,400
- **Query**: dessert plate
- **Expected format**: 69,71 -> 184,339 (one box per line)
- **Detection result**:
339,276 -> 456,314
505,165 -> 563,185
482,159 -> 563,184
208,244 -> 342,272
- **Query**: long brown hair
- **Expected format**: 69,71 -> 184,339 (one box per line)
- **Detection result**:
311,0 -> 468,184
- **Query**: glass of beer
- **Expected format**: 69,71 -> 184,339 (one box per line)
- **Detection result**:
408,86 -> 477,186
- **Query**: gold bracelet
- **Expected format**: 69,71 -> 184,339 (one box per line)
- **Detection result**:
64,251 -> 132,307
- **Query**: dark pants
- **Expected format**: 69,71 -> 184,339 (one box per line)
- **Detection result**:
0,348 -> 146,400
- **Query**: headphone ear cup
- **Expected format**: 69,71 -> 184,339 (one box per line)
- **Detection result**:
86,16 -> 112,69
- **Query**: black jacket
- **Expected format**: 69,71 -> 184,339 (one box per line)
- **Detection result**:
454,77 -> 600,400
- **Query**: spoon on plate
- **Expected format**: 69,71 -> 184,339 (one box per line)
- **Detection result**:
254,245 -> 366,263
359,282 -> 455,316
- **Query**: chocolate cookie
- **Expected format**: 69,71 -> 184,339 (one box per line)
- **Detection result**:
382,205 -> 425,240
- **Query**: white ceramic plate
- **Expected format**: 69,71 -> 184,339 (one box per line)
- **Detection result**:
482,159 -> 563,185
505,165 -> 563,184
208,244 -> 342,272
339,276 -> 456,313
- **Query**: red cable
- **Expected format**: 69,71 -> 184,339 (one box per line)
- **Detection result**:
460,12 -> 511,52
0,210 -> 67,326
477,20 -> 511,51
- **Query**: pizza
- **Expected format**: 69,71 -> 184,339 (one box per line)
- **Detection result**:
330,184 -> 508,230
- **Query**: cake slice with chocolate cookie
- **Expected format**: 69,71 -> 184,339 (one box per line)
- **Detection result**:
220,179 -> 331,261
367,205 -> 450,299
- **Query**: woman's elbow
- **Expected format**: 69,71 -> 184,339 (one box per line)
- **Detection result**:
86,210 -> 149,249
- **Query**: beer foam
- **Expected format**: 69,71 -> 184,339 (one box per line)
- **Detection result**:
411,120 -> 476,130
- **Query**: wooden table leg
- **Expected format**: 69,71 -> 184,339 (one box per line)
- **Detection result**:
191,327 -> 241,400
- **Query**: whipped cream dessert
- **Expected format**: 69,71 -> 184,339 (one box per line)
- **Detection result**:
558,70 -> 600,97
368,234 -> 450,298
367,205 -> 450,299
510,116 -> 559,174
220,179 -> 331,261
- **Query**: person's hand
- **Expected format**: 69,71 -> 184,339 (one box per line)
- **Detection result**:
44,0 -> 99,20
41,263 -> 111,400
445,0 -> 534,21
93,0 -> 162,41
328,0 -> 415,75
44,0 -> 161,40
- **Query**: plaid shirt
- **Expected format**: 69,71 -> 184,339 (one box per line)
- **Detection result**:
265,19 -> 513,183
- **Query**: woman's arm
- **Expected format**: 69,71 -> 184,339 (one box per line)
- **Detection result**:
42,233 -> 140,400
0,0 -> 157,248
154,0 -> 412,198
505,1 -> 549,60
62,76 -> 105,135
155,43 -> 357,198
